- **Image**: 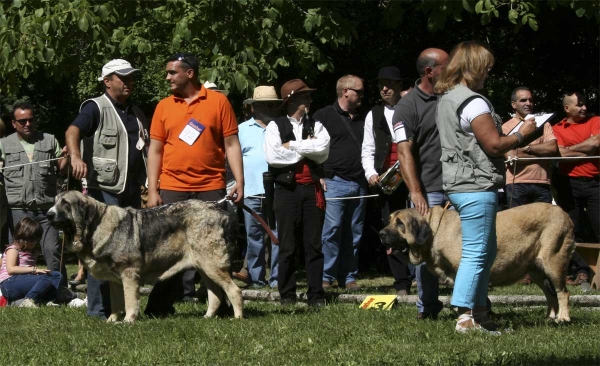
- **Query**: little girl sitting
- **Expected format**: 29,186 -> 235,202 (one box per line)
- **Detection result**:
0,217 -> 62,307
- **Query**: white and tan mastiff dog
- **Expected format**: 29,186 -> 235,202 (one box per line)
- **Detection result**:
47,191 -> 243,322
379,202 -> 574,322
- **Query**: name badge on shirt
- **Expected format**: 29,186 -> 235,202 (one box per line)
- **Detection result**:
136,137 -> 145,150
179,118 -> 205,146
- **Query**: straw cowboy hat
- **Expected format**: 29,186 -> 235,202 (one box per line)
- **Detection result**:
243,86 -> 282,105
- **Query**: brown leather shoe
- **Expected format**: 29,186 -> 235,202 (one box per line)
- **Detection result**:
322,281 -> 331,290
232,271 -> 249,284
344,281 -> 361,292
566,272 -> 588,286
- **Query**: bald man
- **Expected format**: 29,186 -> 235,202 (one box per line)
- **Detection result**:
392,48 -> 450,319
552,92 -> 599,286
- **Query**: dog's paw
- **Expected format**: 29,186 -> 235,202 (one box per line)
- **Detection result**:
106,314 -> 120,322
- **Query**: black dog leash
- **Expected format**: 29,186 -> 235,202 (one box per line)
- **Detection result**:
217,196 -> 279,245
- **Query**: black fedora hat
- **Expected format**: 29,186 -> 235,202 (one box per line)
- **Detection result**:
377,66 -> 403,81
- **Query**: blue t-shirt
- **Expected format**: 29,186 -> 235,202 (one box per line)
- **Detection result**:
239,118 -> 269,196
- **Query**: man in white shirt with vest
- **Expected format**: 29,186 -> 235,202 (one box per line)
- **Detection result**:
264,79 -> 330,308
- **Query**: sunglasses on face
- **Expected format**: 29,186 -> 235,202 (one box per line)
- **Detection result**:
347,88 -> 364,96
14,118 -> 36,125
518,98 -> 534,103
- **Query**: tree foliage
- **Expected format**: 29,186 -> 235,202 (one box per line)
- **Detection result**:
0,0 -> 597,139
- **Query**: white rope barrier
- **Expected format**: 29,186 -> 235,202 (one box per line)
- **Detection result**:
505,155 -> 600,164
325,194 -> 379,201
0,156 -> 66,171
246,193 -> 380,201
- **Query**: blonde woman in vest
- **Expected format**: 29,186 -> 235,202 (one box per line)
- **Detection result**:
434,41 -> 536,333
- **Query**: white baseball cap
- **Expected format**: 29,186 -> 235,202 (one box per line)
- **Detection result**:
98,59 -> 140,81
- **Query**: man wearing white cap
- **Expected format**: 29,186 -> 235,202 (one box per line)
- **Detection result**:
231,86 -> 281,288
65,58 -> 148,320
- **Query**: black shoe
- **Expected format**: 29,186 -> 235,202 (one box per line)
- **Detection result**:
417,312 -> 438,320
181,296 -> 197,303
308,300 -> 326,309
280,298 -> 296,307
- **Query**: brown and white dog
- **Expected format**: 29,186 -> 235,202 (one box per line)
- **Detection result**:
47,191 -> 243,322
379,203 -> 575,322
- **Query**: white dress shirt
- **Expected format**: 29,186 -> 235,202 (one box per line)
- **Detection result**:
264,116 -> 330,167
361,105 -> 396,180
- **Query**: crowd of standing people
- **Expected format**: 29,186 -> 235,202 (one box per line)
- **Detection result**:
0,40 -> 597,334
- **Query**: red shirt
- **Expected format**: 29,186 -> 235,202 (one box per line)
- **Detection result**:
552,116 -> 600,178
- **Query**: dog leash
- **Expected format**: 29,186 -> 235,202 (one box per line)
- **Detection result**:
218,196 -> 279,245
431,201 -> 451,238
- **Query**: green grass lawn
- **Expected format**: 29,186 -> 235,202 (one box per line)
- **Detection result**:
1,265 -> 599,365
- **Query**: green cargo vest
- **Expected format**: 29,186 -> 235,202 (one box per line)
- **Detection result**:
1,132 -> 59,208
436,84 -> 505,194
80,95 -> 148,194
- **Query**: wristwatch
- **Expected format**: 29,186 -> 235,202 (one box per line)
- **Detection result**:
524,145 -> 531,154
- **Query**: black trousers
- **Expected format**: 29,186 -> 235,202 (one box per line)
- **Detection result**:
553,175 -> 599,277
145,189 -> 226,316
380,184 -> 414,291
274,183 -> 325,305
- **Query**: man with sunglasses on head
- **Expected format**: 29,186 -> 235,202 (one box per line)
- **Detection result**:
66,59 -> 148,319
144,53 -> 243,317
1,101 -> 68,289
315,75 -> 367,292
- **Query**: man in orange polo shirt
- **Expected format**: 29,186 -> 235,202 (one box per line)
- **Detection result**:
144,52 -> 244,317
553,91 -> 599,287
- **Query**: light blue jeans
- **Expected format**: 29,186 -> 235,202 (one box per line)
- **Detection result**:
322,176 -> 367,284
448,191 -> 498,309
413,191 -> 449,314
243,197 -> 279,288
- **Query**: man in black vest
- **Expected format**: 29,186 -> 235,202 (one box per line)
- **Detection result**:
315,75 -> 366,292
2,101 -> 68,285
264,79 -> 330,307
361,66 -> 413,296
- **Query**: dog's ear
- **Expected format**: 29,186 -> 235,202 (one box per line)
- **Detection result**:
410,216 -> 432,246
395,216 -> 406,235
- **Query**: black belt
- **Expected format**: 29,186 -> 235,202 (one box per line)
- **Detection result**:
569,175 -> 600,182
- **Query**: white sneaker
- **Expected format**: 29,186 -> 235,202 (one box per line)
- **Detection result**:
67,298 -> 87,308
19,298 -> 38,308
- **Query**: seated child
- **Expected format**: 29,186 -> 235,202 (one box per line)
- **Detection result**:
0,217 -> 62,307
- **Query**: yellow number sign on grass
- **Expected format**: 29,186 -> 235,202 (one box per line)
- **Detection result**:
359,295 -> 397,310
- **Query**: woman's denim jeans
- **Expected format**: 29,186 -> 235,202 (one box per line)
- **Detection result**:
448,191 -> 498,309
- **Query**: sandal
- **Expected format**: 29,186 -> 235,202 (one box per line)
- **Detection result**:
456,313 -> 501,335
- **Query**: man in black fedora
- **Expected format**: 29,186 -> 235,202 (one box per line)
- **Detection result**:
263,79 -> 330,307
361,66 -> 413,296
